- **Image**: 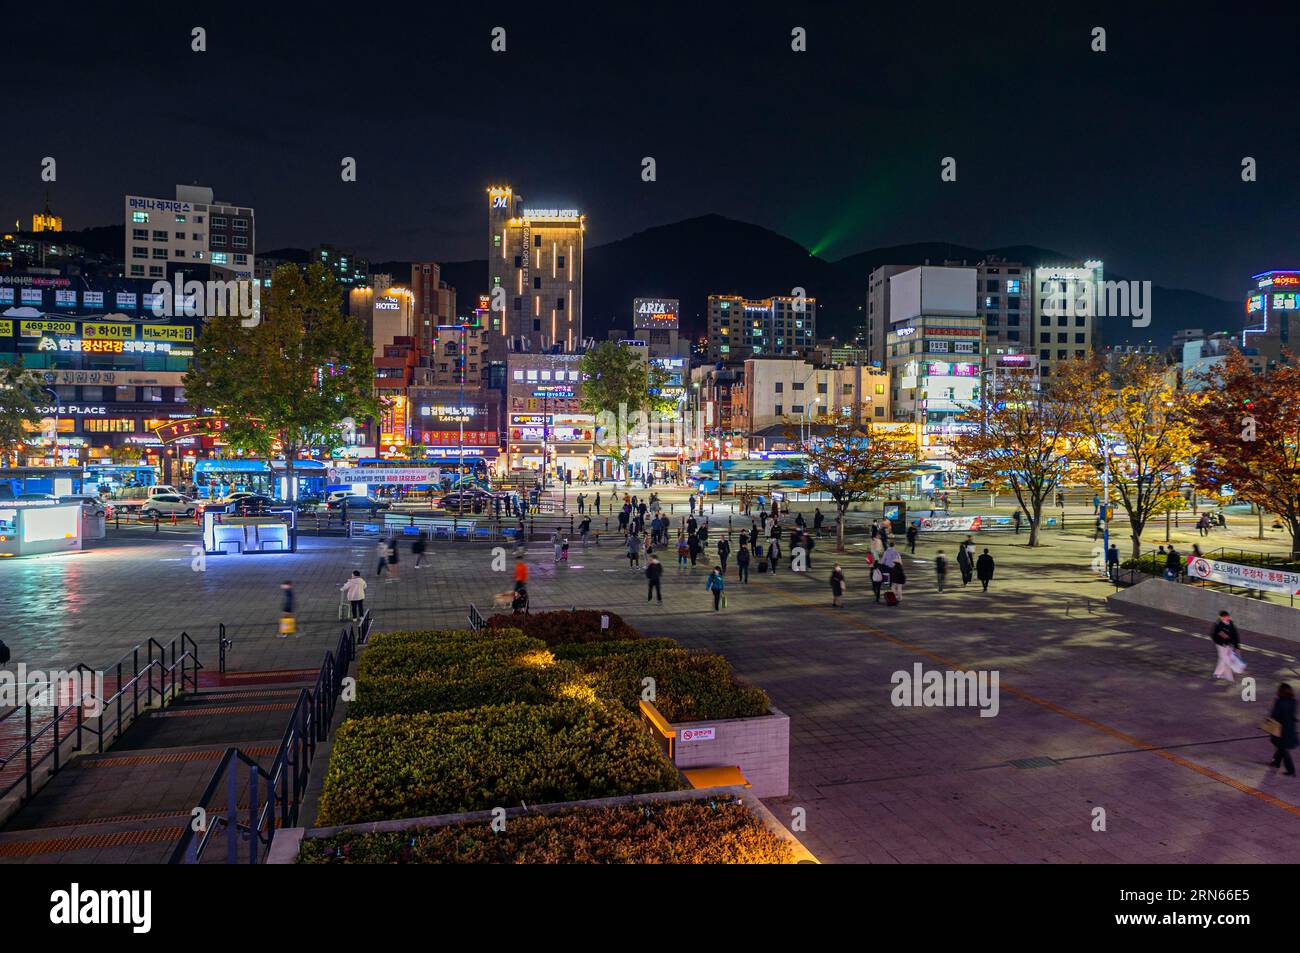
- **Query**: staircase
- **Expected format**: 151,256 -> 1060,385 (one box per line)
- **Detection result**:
0,621 -> 364,864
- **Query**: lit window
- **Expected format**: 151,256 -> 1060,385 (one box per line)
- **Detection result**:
132,211 -> 149,223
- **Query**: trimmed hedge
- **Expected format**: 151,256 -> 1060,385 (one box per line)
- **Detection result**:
552,638 -> 679,661
348,663 -> 582,719
358,630 -> 542,682
299,797 -> 793,864
316,701 -> 682,826
581,647 -> 770,723
485,610 -> 640,645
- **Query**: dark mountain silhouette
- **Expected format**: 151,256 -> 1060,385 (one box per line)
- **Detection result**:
51,218 -> 1236,348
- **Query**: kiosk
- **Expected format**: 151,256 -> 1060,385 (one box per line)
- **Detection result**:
0,501 -> 83,557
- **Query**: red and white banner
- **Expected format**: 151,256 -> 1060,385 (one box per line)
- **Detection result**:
917,515 -> 982,532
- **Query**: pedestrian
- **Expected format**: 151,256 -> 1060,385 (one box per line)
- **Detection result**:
736,542 -> 750,583
883,542 -> 901,570
413,530 -> 428,568
1164,545 -> 1181,581
1267,683 -> 1298,776
1106,543 -> 1120,581
689,494 -> 697,516
577,492 -> 586,514
830,564 -> 846,608
1093,515 -> 1105,541
888,559 -> 905,601
646,554 -> 664,604
767,538 -> 780,574
595,492 -> 601,514
677,533 -> 689,570
627,531 -> 642,569
705,565 -> 726,611
1210,610 -> 1242,682
384,535 -> 400,580
963,536 -> 976,567
553,528 -> 564,562
1092,493 -> 1100,515
871,562 -> 884,602
340,570 -> 367,620
561,536 -> 570,562
935,550 -> 948,591
975,548 -> 994,591
718,536 -> 731,572
1013,510 -> 1022,535
906,524 -> 918,554
813,507 -> 825,538
804,532 -> 815,570
278,580 -> 296,638
375,538 -> 390,578
579,515 -> 591,548
688,533 -> 701,567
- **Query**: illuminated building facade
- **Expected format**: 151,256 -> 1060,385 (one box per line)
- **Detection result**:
706,293 -> 817,363
1031,260 -> 1103,378
124,184 -> 255,282
486,185 -> 584,354
504,352 -> 594,478
1243,270 -> 1300,370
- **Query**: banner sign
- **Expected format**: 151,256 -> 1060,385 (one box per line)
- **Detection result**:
331,467 -> 441,485
154,417 -> 232,442
1186,556 -> 1300,594
916,515 -> 982,532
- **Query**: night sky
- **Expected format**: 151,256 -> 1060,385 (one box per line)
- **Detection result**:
3,3 -> 1297,300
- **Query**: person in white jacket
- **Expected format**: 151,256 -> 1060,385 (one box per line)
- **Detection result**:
341,570 -> 367,620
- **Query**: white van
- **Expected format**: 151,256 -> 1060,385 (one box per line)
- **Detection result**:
113,485 -> 181,507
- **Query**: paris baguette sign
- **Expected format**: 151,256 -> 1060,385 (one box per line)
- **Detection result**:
1185,555 -> 1300,594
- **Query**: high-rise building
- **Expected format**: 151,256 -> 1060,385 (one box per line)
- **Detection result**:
1031,260 -> 1103,378
866,265 -> 909,367
32,192 -> 62,233
486,185 -> 584,354
706,294 -> 817,363
884,266 -> 982,472
313,244 -> 369,288
410,262 -> 458,355
1244,270 -> 1300,370
124,185 -> 254,282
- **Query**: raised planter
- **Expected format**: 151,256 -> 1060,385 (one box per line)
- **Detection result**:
273,785 -> 816,864
643,700 -> 790,798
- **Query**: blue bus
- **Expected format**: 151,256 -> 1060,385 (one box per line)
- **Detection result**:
193,459 -> 328,501
690,456 -> 807,493
84,465 -> 159,494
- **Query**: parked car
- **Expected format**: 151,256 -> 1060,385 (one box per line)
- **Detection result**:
435,488 -> 497,513
325,494 -> 391,513
139,494 -> 198,518
59,494 -> 108,518
17,492 -> 60,503
208,492 -> 280,516
113,485 -> 181,507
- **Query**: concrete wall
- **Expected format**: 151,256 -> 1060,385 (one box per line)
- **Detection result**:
671,705 -> 790,798
1108,578 -> 1300,645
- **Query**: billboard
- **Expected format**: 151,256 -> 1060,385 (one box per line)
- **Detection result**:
633,298 -> 679,330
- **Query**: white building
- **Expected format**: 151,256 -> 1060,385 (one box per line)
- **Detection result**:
124,185 -> 254,282
1031,260 -> 1103,379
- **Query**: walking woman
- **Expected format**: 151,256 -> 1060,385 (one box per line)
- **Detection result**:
705,565 -> 726,611
830,564 -> 846,608
1268,683 -> 1298,776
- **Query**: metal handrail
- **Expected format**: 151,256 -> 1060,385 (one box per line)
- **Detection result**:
171,625 -> 356,864
468,603 -> 486,631
0,632 -> 202,802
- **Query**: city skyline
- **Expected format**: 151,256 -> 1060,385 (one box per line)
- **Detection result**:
2,5 -> 1297,303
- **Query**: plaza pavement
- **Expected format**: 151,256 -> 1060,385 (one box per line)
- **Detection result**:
2,505 -> 1300,864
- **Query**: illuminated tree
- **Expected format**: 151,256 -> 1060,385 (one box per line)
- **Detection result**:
185,264 -> 374,544
1190,349 -> 1300,556
795,414 -> 916,551
0,360 -> 45,467
579,341 -> 672,485
951,370 -> 1084,546
1055,354 -> 1197,558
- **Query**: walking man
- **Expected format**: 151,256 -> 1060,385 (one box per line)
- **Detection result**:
906,524 -> 918,554
646,554 -> 664,604
736,542 -> 750,583
1267,684 -> 1297,776
375,538 -> 390,578
935,550 -> 948,591
975,548 -> 995,592
717,536 -> 731,572
413,530 -> 428,568
830,564 -> 846,608
1211,610 -> 1241,682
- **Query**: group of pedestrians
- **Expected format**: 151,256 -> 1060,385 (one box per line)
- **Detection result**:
855,532 -> 997,607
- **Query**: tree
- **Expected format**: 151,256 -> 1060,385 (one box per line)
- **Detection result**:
796,413 -> 917,551
185,264 -> 374,546
0,360 -> 45,467
1056,354 -> 1197,558
1189,349 -> 1300,556
579,341 -> 673,485
952,370 -> 1084,546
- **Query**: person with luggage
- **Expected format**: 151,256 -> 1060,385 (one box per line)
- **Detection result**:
340,570 -> 367,620
705,565 -> 726,611
1267,683 -> 1297,776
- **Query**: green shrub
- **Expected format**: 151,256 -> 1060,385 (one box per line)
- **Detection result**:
552,638 -> 678,661
316,701 -> 682,825
358,632 -> 544,681
299,797 -> 793,864
582,648 -> 770,723
349,661 -> 581,718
